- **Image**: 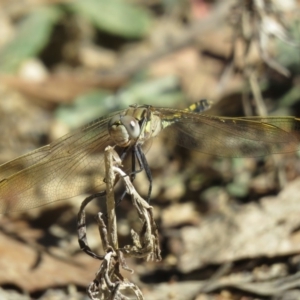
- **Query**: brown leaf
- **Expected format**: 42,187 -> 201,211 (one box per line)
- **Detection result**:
173,178 -> 300,273
0,232 -> 99,292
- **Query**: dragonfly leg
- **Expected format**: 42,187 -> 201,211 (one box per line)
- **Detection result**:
77,192 -> 106,260
115,144 -> 153,205
134,144 -> 153,202
114,149 -> 137,206
107,146 -> 133,207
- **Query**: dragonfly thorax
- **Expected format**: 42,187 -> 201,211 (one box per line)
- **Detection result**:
108,115 -> 141,147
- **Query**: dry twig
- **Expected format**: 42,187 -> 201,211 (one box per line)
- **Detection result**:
78,146 -> 161,299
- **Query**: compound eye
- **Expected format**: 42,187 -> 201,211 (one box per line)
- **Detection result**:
109,115 -> 122,127
121,115 -> 140,139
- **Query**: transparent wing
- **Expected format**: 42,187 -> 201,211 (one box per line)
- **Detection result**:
158,108 -> 300,157
0,110 -> 122,213
3,104 -> 300,213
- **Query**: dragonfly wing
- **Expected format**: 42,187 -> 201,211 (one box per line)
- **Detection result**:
0,145 -> 51,181
0,111 -> 122,213
161,111 -> 300,157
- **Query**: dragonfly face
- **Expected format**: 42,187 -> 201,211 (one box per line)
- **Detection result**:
0,100 -> 300,213
108,105 -> 163,148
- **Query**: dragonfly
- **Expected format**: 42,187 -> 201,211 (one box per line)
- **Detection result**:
0,100 -> 300,214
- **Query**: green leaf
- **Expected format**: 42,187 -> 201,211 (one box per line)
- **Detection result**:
0,6 -> 62,73
276,20 -> 300,74
118,76 -> 183,107
55,90 -> 113,128
278,86 -> 300,107
70,0 -> 152,38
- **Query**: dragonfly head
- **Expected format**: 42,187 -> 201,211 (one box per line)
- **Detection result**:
108,115 -> 141,147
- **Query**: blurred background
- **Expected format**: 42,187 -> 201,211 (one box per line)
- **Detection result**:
1,0 -> 300,299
